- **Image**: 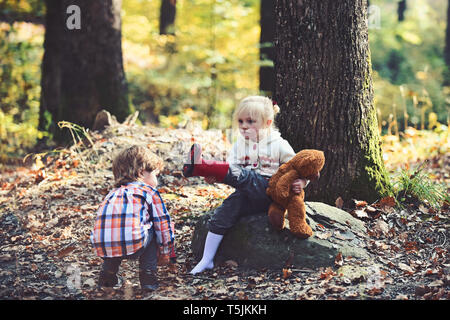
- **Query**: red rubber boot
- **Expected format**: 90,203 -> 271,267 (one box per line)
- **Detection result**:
183,144 -> 229,182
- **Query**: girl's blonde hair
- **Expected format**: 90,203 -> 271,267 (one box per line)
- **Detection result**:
232,96 -> 280,129
112,145 -> 163,187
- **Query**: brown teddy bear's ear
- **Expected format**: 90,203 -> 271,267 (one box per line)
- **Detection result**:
294,150 -> 325,177
278,163 -> 289,174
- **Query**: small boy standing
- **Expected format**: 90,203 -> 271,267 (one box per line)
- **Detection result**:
90,145 -> 175,291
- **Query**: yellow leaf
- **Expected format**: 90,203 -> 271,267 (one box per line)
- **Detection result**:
161,193 -> 178,201
400,31 -> 422,45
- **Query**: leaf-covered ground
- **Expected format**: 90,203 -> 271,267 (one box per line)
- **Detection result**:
0,121 -> 449,300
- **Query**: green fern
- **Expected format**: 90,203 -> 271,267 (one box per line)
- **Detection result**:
392,161 -> 449,210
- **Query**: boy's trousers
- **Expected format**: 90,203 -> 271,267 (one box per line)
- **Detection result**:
101,229 -> 158,274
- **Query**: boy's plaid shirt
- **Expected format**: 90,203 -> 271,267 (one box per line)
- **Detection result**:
90,181 -> 175,258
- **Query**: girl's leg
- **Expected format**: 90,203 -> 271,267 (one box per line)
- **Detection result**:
183,144 -> 229,182
190,190 -> 246,274
224,166 -> 273,215
190,232 -> 224,275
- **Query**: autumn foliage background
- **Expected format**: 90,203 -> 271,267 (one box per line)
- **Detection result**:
0,0 -> 448,156
0,0 -> 449,301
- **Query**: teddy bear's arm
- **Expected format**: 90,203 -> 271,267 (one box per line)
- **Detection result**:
267,163 -> 288,191
276,169 -> 299,200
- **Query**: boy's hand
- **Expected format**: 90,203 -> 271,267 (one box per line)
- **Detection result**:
169,246 -> 176,264
205,176 -> 217,184
158,254 -> 170,266
292,178 -> 308,194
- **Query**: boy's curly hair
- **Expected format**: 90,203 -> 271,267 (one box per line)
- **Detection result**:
112,145 -> 164,188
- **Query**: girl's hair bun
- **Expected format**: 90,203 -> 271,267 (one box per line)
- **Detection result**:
272,101 -> 280,114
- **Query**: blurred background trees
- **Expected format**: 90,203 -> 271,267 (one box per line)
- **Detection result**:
159,0 -> 176,35
259,0 -> 275,95
39,0 -> 130,142
0,0 -> 449,160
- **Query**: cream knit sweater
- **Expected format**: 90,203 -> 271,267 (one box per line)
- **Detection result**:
227,129 -> 297,177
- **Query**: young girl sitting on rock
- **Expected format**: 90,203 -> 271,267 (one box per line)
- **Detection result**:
183,95 -> 309,275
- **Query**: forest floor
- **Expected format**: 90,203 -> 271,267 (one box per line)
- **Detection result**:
0,119 -> 449,301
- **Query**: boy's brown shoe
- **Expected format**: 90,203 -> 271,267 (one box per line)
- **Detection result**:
98,270 -> 122,289
139,270 -> 159,291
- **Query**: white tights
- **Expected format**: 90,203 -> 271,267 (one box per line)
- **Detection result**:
190,232 -> 224,275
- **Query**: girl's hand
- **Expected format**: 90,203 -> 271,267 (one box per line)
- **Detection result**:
292,178 -> 308,194
205,176 -> 217,184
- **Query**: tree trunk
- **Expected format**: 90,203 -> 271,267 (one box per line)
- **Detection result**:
39,0 -> 130,142
259,0 -> 275,94
274,0 -> 390,204
444,0 -> 450,86
398,0 -> 407,22
160,0 -> 176,35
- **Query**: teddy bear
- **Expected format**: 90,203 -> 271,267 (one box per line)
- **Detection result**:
266,149 -> 325,239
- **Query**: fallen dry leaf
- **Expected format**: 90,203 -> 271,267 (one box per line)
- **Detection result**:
366,287 -> 384,296
335,197 -> 344,209
226,276 -> 238,283
352,209 -> 369,219
378,196 -> 396,208
282,268 -> 292,279
225,260 -> 238,268
315,231 -> 332,240
355,200 -> 368,208
334,253 -> 343,267
398,262 -> 414,274
56,246 -> 77,258
374,220 -> 390,236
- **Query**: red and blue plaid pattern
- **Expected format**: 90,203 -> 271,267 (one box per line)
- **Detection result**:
91,182 -> 175,258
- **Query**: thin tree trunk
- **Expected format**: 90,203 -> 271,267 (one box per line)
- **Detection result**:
39,0 -> 130,142
274,0 -> 390,204
398,0 -> 407,22
259,0 -> 275,94
444,0 -> 450,86
160,0 -> 176,35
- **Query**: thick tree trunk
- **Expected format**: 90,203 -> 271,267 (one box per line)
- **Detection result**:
39,0 -> 130,142
160,0 -> 176,35
274,0 -> 390,204
259,0 -> 275,94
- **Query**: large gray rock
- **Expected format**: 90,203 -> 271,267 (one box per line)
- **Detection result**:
191,202 -> 370,269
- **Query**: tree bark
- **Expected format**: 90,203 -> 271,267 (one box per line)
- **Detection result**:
274,0 -> 390,204
160,0 -> 176,35
398,0 -> 407,22
444,0 -> 450,86
259,0 -> 275,94
39,0 -> 130,142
